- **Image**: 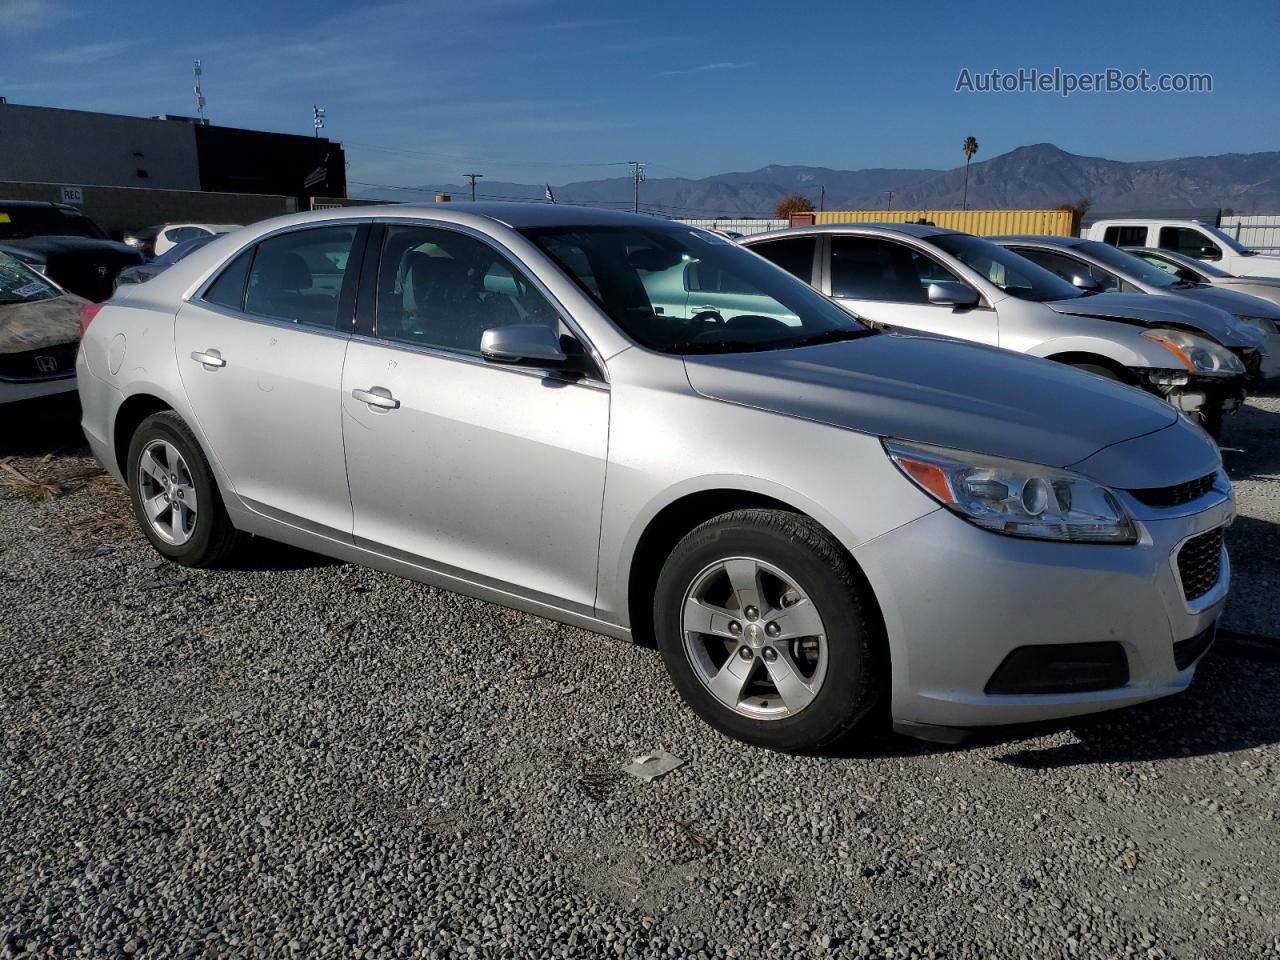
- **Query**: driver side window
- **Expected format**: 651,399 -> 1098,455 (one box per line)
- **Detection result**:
1159,227 -> 1221,260
374,225 -> 561,357
830,236 -> 961,303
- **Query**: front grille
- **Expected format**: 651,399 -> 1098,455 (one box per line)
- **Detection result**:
1173,623 -> 1217,670
0,342 -> 78,381
1177,527 -> 1225,602
1128,473 -> 1216,508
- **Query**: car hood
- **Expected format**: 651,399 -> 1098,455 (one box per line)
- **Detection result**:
1043,291 -> 1255,347
0,291 -> 86,353
1171,284 -> 1280,320
0,236 -> 141,260
683,333 -> 1179,473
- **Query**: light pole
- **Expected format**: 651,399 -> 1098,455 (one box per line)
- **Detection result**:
312,105 -> 325,138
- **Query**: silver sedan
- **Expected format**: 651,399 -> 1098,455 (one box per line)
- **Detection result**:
78,205 -> 1231,751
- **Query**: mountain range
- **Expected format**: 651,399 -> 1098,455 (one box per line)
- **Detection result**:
355,143 -> 1280,218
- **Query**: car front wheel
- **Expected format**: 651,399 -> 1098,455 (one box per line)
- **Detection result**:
126,411 -> 243,567
654,509 -> 881,752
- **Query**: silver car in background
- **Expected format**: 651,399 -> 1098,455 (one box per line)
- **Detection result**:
743,224 -> 1252,435
78,205 -> 1231,750
989,234 -> 1280,380
1124,245 -> 1280,311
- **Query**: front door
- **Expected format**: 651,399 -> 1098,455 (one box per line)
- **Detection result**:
174,223 -> 364,536
826,234 -> 999,345
340,223 -> 609,613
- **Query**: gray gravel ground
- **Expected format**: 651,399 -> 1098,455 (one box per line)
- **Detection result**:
2,397 -> 1278,959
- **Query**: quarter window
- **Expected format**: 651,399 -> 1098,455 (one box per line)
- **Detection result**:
244,226 -> 359,329
830,236 -> 961,302
375,225 -> 561,356
201,249 -> 253,311
749,236 -> 817,284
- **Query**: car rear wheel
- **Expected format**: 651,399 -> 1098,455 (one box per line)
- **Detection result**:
654,509 -> 880,752
127,411 -> 243,567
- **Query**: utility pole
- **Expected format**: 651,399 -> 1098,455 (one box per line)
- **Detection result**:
192,60 -> 206,122
312,105 -> 325,138
463,173 -> 483,202
818,185 -> 825,212
884,190 -> 895,211
629,161 -> 645,213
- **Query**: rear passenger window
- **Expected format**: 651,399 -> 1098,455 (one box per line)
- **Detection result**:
201,249 -> 253,311
375,225 -> 561,356
244,226 -> 358,329
750,236 -> 817,284
1103,226 -> 1147,247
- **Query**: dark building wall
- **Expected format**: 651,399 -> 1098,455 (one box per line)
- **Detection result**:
0,103 -> 201,190
193,124 -> 346,204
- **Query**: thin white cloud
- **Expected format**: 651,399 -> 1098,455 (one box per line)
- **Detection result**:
39,39 -> 136,64
1,0 -> 69,32
660,61 -> 752,77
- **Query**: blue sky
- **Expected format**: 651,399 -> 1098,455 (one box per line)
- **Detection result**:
2,0 -> 1278,188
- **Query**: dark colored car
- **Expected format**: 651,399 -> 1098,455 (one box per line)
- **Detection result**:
0,201 -> 143,302
114,233 -> 223,290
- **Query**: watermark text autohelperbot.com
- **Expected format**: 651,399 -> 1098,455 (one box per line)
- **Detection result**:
955,67 -> 1212,97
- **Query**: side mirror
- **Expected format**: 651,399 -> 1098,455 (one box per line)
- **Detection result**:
927,281 -> 980,308
1070,273 -> 1102,292
1198,247 -> 1222,262
1175,268 -> 1201,283
480,324 -> 568,366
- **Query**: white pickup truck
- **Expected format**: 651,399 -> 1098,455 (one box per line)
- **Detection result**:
1086,218 -> 1280,278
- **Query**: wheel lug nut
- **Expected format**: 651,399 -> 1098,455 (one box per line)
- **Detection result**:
766,622 -> 781,637
744,605 -> 759,621
728,621 -> 742,636
762,647 -> 778,662
738,646 -> 753,660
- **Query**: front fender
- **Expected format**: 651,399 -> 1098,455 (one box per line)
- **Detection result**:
1026,332 -> 1179,369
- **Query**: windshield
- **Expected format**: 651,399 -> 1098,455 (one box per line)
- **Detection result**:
0,205 -> 108,240
521,225 -> 872,354
1200,223 -> 1253,256
1075,240 -> 1180,287
0,253 -> 61,304
1133,248 -> 1231,280
929,233 -> 1082,302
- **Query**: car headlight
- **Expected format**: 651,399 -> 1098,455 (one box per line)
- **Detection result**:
1143,329 -> 1245,377
1234,315 -> 1278,336
883,439 -> 1137,544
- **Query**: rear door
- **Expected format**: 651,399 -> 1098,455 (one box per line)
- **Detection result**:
339,222 -> 609,612
826,234 -> 998,344
174,222 -> 367,537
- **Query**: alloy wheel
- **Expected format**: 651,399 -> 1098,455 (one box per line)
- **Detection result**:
137,439 -> 198,546
680,556 -> 828,720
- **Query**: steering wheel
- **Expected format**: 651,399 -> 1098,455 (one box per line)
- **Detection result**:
690,309 -> 724,325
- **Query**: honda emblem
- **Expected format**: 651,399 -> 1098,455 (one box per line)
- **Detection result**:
96,265 -> 108,279
35,355 -> 58,373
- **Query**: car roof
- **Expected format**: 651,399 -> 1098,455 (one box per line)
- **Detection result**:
239,202 -> 684,233
988,234 -> 1088,247
742,222 -> 962,243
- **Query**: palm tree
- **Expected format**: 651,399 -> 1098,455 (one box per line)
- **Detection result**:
961,136 -> 979,211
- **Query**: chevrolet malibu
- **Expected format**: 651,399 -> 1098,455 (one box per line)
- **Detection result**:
77,205 -> 1232,751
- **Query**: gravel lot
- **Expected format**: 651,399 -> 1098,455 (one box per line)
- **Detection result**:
2,397 -> 1278,959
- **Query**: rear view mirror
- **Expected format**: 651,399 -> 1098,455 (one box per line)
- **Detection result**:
1070,273 -> 1102,292
480,324 -> 567,365
927,281 -> 980,308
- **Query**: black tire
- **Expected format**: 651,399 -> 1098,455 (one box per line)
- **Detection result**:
1197,405 -> 1224,439
1069,362 -> 1124,382
126,411 -> 243,567
654,509 -> 881,752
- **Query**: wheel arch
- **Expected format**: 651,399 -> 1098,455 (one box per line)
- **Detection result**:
112,393 -> 175,478
1043,351 -> 1140,384
625,487 -> 885,653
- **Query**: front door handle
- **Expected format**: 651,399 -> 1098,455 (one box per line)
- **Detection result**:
352,386 -> 400,410
190,349 -> 225,369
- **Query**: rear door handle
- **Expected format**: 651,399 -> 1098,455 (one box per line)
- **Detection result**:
351,386 -> 400,410
190,349 -> 225,369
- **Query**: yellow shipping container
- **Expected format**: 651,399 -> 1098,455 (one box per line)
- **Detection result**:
809,209 -> 1074,236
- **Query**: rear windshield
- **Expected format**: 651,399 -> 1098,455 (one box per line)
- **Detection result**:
0,205 -> 107,240
0,254 -> 61,304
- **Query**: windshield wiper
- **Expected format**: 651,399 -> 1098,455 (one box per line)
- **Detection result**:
785,328 -> 875,349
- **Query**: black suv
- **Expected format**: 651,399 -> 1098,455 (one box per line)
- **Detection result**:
0,201 -> 143,302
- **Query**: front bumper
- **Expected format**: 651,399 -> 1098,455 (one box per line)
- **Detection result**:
854,484 -> 1232,730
